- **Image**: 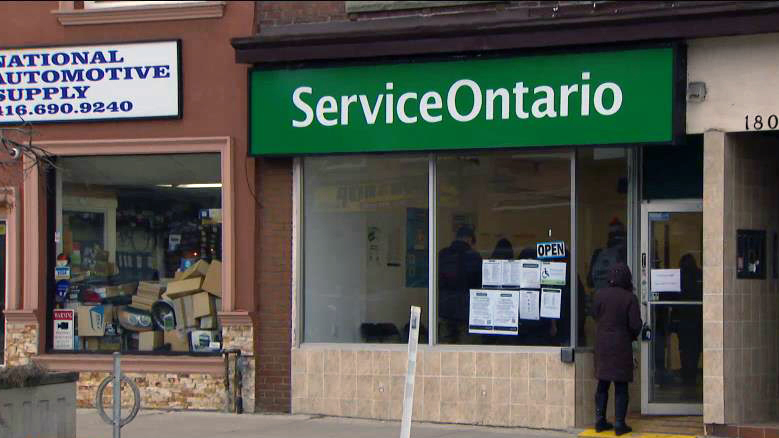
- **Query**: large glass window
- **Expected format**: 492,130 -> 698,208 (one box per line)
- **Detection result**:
576,148 -> 629,347
436,151 -> 572,346
301,148 -> 630,347
49,154 -> 222,354
0,221 -> 5,364
303,154 -> 429,343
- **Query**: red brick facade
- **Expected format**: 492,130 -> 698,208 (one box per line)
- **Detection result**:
255,158 -> 294,412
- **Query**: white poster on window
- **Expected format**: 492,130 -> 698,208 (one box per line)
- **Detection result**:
519,260 -> 541,289
540,261 -> 567,285
468,290 -> 493,333
492,291 -> 519,334
481,259 -> 504,287
502,260 -> 522,287
540,288 -> 562,319
469,289 -> 519,335
650,269 -> 681,292
519,289 -> 540,320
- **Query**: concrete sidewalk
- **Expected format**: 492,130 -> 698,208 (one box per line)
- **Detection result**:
77,409 -> 578,438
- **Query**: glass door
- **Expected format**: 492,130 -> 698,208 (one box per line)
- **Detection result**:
640,200 -> 703,415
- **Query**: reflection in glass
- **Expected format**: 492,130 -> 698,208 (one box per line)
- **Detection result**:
576,148 -> 628,347
436,151 -> 571,346
303,155 -> 429,343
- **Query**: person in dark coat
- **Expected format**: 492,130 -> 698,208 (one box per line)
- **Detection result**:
438,225 -> 482,343
592,263 -> 642,435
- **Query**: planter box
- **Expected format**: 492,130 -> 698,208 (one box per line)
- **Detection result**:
0,372 -> 78,438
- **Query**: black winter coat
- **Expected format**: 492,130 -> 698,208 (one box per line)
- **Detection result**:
592,264 -> 642,382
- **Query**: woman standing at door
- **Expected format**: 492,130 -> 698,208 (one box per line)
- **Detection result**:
593,263 -> 643,436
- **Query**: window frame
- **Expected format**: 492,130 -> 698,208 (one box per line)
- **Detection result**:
53,1 -> 225,26
294,150 -> 579,350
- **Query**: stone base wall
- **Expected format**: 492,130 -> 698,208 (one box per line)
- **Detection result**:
5,322 -> 38,366
77,371 -> 226,410
222,323 -> 257,413
292,347 -> 576,429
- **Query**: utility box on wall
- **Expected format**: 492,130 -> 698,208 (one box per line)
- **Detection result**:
737,229 -> 766,279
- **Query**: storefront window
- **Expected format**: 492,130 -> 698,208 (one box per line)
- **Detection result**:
0,221 -> 5,365
302,155 -> 429,343
576,148 -> 629,347
49,154 -> 223,354
436,151 -> 572,346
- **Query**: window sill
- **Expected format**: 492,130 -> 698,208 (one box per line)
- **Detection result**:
52,1 -> 225,26
36,353 -> 224,375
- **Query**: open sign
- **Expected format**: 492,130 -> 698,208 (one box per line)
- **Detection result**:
536,241 -> 566,260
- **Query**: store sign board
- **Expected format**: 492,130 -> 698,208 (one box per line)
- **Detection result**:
0,40 -> 181,124
249,46 -> 682,156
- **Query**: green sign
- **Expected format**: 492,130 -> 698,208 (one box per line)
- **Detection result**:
249,47 -> 680,156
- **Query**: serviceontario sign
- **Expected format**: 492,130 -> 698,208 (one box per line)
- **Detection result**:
249,46 -> 683,156
0,40 -> 180,124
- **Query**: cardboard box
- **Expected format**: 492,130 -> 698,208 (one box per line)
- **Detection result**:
199,316 -> 217,330
77,305 -> 106,337
201,260 -> 222,298
190,330 -> 220,352
164,277 -> 203,299
179,259 -> 209,281
84,337 -> 100,351
164,330 -> 190,352
192,292 -> 215,318
174,295 -> 198,328
139,331 -> 164,351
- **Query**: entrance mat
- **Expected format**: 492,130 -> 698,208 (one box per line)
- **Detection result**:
580,429 -> 698,438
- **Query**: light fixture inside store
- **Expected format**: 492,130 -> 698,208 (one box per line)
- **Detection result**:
156,183 -> 222,189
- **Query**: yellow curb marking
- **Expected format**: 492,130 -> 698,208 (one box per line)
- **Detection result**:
579,429 -> 697,438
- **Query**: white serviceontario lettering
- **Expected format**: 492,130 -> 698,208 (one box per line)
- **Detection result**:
385,82 -> 394,124
447,79 -> 482,122
316,95 -> 338,126
290,72 -> 624,127
593,82 -> 623,116
581,72 -> 591,116
485,88 -> 510,121
512,82 -> 530,119
419,91 -> 443,123
359,94 -> 384,125
397,92 -> 418,124
531,85 -> 557,118
340,95 -> 358,125
292,86 -> 314,128
559,84 -> 578,117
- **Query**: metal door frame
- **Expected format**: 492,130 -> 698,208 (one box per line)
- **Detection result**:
640,199 -> 703,415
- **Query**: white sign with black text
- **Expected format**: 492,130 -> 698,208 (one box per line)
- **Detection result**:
0,40 -> 180,124
53,309 -> 74,350
468,289 -> 519,335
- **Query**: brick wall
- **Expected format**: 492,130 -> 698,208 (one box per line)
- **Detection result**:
256,1 -> 346,29
255,157 -> 294,412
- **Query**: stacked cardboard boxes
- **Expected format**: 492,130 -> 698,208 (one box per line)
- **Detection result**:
161,259 -> 222,352
130,281 -> 164,312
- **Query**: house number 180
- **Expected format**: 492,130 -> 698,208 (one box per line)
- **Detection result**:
745,114 -> 779,130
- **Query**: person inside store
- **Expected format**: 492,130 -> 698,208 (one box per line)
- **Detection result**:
438,225 -> 482,343
592,263 -> 642,436
490,238 -> 514,260
674,253 -> 703,387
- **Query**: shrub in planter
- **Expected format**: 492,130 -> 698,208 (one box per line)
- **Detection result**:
0,361 -> 78,438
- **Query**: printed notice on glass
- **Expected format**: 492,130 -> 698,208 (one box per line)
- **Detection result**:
540,288 -> 562,319
519,260 -> 541,289
519,289 -> 540,320
502,260 -> 523,287
492,291 -> 519,335
469,290 -> 493,333
540,261 -> 566,285
650,269 -> 681,292
469,289 -> 519,335
482,259 -> 504,287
